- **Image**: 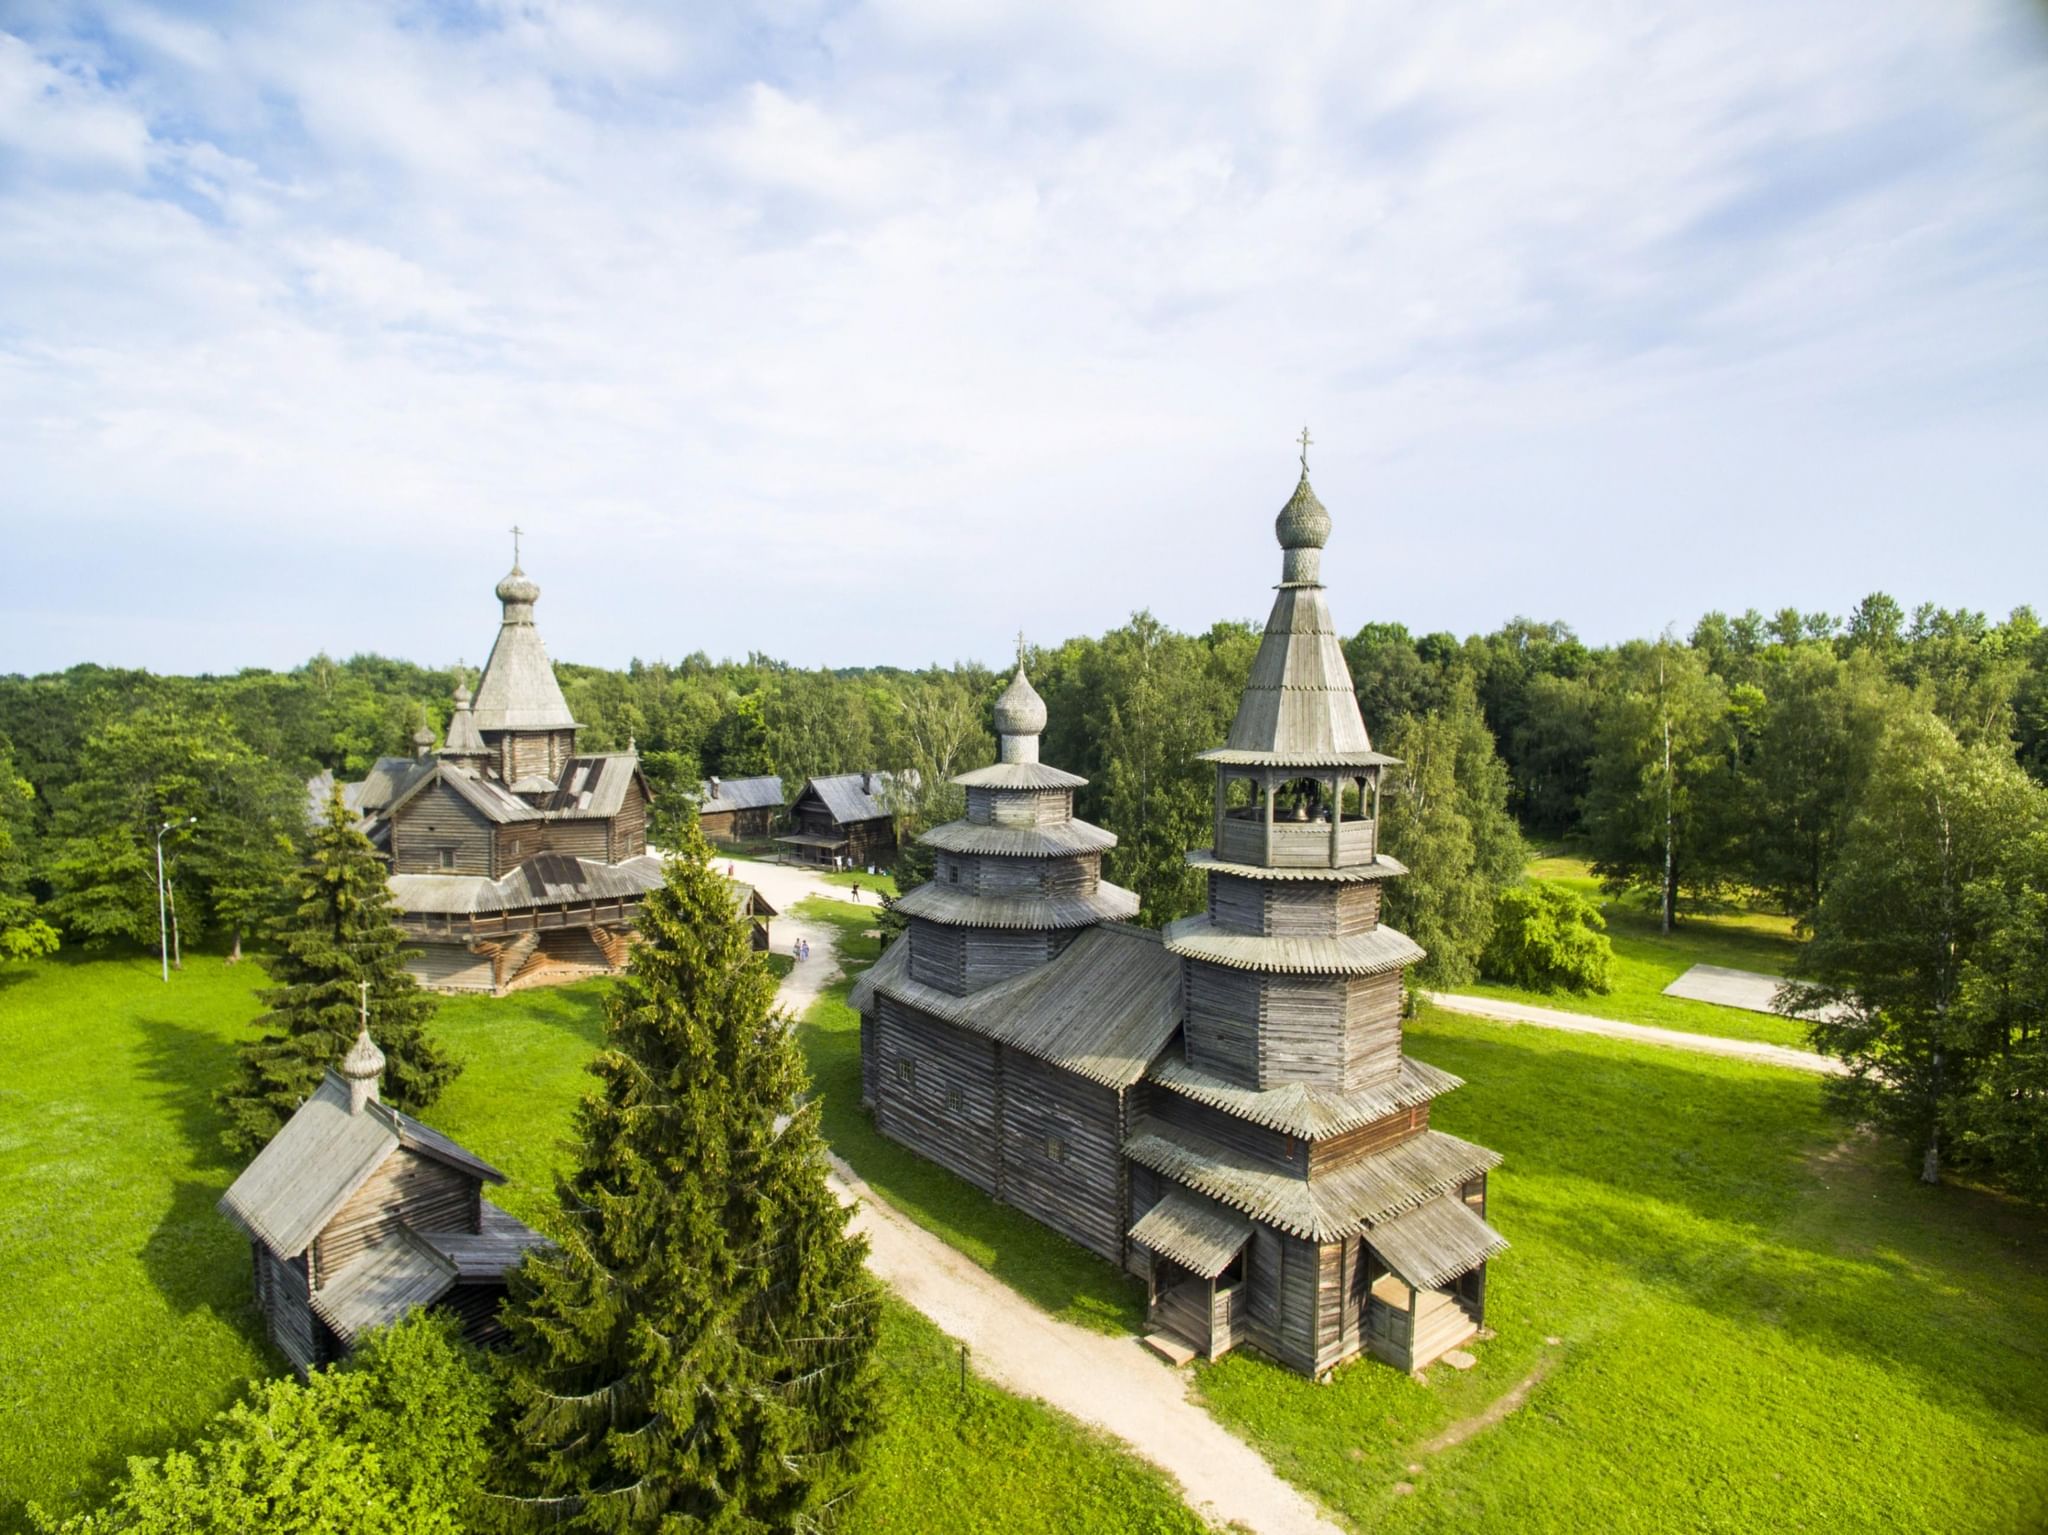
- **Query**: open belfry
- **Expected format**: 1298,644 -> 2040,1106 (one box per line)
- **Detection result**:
856,446 -> 1504,1376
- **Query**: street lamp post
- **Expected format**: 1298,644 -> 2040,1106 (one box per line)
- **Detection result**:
158,816 -> 196,982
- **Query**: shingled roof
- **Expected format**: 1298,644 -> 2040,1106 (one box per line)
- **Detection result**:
388,852 -> 665,916
799,772 -> 908,826
471,562 -> 579,733
218,1071 -> 505,1260
696,775 -> 785,814
851,923 -> 1182,1089
1200,468 -> 1388,770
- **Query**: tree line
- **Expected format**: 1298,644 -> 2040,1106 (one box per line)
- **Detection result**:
3,590 -> 2045,1197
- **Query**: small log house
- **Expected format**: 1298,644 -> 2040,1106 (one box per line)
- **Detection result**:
777,772 -> 904,868
696,775 -> 785,841
217,1022 -> 545,1371
856,456 -> 1505,1378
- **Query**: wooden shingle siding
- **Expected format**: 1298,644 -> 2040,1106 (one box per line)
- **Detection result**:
313,1150 -> 477,1279
997,1052 -> 1124,1261
872,1002 -> 999,1193
1341,973 -> 1406,1089
1185,961 -> 1262,1088
391,780 -> 494,875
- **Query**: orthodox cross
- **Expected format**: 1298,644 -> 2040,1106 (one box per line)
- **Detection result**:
358,979 -> 370,1029
1016,629 -> 1028,671
1297,425 -> 1313,472
511,524 -> 523,567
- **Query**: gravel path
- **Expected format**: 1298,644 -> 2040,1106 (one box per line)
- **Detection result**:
733,850 -> 1343,1535
831,1154 -> 1344,1535
1428,991 -> 1846,1075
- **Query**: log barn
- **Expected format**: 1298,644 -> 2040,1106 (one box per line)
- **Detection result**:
217,1022 -> 546,1371
777,772 -> 904,868
314,547 -> 665,992
695,775 -> 785,841
856,452 -> 1505,1378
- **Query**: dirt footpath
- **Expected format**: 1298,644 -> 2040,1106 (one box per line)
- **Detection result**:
1428,991 -> 1846,1075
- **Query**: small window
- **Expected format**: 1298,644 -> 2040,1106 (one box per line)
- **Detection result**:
947,863 -> 960,884
895,1057 -> 916,1087
438,848 -> 456,870
1044,1133 -> 1067,1164
946,1084 -> 964,1113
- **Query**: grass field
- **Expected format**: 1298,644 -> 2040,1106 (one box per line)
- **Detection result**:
821,868 -> 900,899
0,948 -> 1196,1532
1457,853 -> 1814,1048
788,897 -> 1144,1333
1195,1004 -> 2048,1532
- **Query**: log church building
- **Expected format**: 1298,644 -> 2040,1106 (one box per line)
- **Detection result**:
313,545 -> 665,993
853,454 -> 1505,1377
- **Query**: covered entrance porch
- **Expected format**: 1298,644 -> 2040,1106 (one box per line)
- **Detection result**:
1361,1181 -> 1505,1372
1132,1188 -> 1252,1361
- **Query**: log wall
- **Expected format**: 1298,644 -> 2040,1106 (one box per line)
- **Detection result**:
1183,960 -> 1263,1088
257,1245 -> 320,1374
870,999 -> 999,1193
390,780 -> 494,875
1341,973 -> 1406,1089
997,1051 -> 1124,1262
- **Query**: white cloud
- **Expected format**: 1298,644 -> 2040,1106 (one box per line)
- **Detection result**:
0,0 -> 2044,675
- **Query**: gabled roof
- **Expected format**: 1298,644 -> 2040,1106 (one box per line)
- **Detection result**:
797,772 -> 906,826
310,1227 -> 458,1344
542,755 -> 648,818
218,1072 -> 504,1260
697,775 -> 785,814
851,923 -> 1182,1089
386,760 -> 542,825
1365,1192 -> 1507,1290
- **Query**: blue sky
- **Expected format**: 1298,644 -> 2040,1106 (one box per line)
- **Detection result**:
2,1 -> 2045,677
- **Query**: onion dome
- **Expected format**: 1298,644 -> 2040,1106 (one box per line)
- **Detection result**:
995,667 -> 1047,737
453,681 -> 473,709
994,666 -> 1048,765
1275,470 -> 1331,553
341,1024 -> 386,1114
411,726 -> 435,757
496,564 -> 541,609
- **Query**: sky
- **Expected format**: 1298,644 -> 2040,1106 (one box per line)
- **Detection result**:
2,1 -> 2046,678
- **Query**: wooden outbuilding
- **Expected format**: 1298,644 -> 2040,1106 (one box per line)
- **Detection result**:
315,550 -> 665,992
855,452 -> 1504,1379
696,775 -> 785,842
217,1020 -> 546,1371
777,772 -> 904,868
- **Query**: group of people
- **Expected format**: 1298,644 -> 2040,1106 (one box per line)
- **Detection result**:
793,936 -> 812,962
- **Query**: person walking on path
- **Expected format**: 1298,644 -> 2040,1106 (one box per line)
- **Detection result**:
851,881 -> 862,904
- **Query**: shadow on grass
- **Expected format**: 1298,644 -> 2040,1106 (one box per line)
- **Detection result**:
1417,1020 -> 2048,1425
130,1016 -> 243,1172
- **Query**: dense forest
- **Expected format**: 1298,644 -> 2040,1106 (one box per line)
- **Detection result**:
4,592 -> 2045,1194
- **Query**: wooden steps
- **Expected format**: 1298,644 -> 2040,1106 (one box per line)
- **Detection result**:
1409,1290 -> 1479,1370
1142,1331 -> 1198,1367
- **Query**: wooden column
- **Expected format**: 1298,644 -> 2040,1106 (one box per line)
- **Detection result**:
1326,774 -> 1341,865
1262,770 -> 1276,864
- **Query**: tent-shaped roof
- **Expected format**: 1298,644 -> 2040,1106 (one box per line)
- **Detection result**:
471,563 -> 579,733
1200,467 -> 1390,770
218,1072 -> 504,1259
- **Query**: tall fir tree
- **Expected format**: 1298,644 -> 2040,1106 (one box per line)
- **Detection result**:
214,790 -> 457,1158
489,818 -> 879,1532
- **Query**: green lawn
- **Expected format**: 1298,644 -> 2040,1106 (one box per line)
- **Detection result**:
1458,854 -> 1814,1048
1195,1003 -> 2048,1533
0,949 -> 1195,1532
820,868 -> 900,899
788,897 -> 1145,1334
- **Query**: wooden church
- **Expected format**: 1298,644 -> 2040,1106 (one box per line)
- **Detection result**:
314,544 -> 665,993
854,452 -> 1505,1376
218,1013 -> 546,1371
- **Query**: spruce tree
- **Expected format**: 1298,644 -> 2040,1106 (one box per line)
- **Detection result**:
215,790 -> 457,1157
489,818 -> 879,1532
